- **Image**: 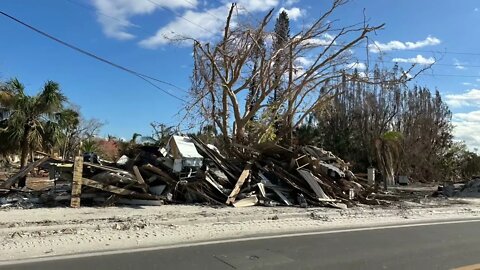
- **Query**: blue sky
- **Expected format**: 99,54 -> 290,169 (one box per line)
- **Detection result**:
1,0 -> 480,148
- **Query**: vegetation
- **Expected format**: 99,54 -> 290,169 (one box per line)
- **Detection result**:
1,1 -> 480,186
0,79 -> 75,167
186,1 -> 478,183
297,66 -> 454,182
187,1 -> 430,148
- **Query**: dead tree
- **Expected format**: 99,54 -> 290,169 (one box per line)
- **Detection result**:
188,0 -> 399,146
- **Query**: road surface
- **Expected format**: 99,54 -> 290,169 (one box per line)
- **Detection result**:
2,219 -> 480,270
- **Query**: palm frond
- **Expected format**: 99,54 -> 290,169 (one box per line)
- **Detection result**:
34,80 -> 66,115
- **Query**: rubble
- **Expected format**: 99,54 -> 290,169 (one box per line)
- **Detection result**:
436,178 -> 480,198
0,135 -> 396,209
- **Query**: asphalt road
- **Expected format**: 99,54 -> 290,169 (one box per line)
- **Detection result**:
2,220 -> 480,270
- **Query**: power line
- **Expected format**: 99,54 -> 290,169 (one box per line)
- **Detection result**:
181,0 -> 227,23
351,57 -> 480,70
145,0 -> 220,37
0,9 -> 187,102
394,49 -> 480,56
351,60 -> 480,78
418,73 -> 480,78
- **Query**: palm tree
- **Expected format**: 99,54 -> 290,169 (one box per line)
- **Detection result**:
0,78 -> 69,180
56,109 -> 80,159
81,139 -> 99,153
142,122 -> 174,146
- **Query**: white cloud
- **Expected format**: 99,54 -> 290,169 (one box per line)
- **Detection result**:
300,33 -> 335,47
455,111 -> 480,122
475,7 -> 479,12
91,0 -> 196,40
462,82 -> 473,86
139,0 -> 279,48
391,54 -> 435,65
453,111 -> 480,150
236,0 -> 279,12
357,71 -> 368,78
445,89 -> 480,108
346,62 -> 366,70
369,36 -> 441,53
285,0 -> 299,6
295,56 -> 314,67
453,58 -> 466,70
139,5 -> 229,48
278,7 -> 304,21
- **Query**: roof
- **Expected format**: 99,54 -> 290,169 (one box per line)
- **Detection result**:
171,136 -> 203,159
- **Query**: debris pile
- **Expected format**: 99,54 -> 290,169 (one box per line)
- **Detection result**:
0,136 -> 389,208
436,178 -> 480,198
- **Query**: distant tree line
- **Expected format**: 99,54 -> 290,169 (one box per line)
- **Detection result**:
296,65 -> 480,182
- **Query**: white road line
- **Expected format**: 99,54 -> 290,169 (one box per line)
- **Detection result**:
2,218 -> 480,266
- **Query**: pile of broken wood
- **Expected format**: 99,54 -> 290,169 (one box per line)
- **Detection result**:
0,136 -> 388,209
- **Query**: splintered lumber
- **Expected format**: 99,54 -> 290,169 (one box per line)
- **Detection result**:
226,162 -> 252,205
297,169 -> 336,202
271,165 -> 316,199
257,183 -> 266,198
1,156 -> 50,188
132,165 -> 148,192
35,151 -> 66,162
205,172 -> 226,194
70,156 -> 83,208
233,195 -> 258,207
84,162 -> 134,177
142,164 -> 177,185
258,172 -> 292,206
82,178 -> 158,200
191,136 -> 241,179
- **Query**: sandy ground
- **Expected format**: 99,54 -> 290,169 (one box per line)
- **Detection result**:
0,197 -> 479,262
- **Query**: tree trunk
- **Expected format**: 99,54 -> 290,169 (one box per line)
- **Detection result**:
19,126 -> 30,188
20,128 -> 30,168
234,122 -> 246,145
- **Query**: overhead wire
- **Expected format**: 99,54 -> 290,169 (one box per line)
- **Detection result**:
144,0 -> 220,38
0,9 -> 187,102
4,3 -> 480,100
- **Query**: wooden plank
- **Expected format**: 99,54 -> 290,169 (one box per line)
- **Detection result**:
258,172 -> 292,206
257,183 -> 266,198
35,151 -> 66,162
146,175 -> 157,183
191,136 -> 240,179
132,165 -> 148,192
205,173 -> 226,195
1,156 -> 50,188
226,163 -> 251,205
70,156 -> 83,208
82,178 -> 159,200
142,164 -> 177,185
233,195 -> 258,207
297,169 -> 336,202
83,162 -> 133,176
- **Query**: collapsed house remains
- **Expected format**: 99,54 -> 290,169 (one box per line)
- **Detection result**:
0,136 -> 394,209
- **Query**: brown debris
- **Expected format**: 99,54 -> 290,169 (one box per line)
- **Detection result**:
0,135 -> 396,209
